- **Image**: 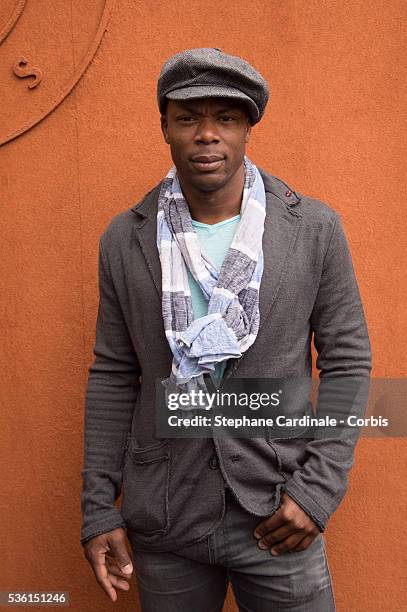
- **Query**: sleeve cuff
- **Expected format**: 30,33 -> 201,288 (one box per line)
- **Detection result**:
283,479 -> 330,532
80,511 -> 126,546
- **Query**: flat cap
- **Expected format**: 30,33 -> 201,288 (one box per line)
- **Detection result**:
157,48 -> 269,125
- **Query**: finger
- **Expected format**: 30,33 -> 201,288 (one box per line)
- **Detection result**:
256,524 -> 296,549
107,572 -> 131,592
270,533 -> 305,556
253,507 -> 286,539
92,550 -> 118,602
107,536 -> 134,575
105,556 -> 132,591
289,534 -> 316,553
106,558 -> 133,579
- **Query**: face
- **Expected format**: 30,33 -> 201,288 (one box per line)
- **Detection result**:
160,97 -> 251,193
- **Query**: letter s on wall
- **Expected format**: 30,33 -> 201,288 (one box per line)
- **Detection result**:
13,56 -> 42,88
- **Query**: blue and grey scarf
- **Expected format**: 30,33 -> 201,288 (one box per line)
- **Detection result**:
157,156 -> 266,392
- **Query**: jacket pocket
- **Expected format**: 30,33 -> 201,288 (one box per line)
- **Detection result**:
120,440 -> 170,535
266,402 -> 311,477
265,396 -> 314,442
266,436 -> 310,477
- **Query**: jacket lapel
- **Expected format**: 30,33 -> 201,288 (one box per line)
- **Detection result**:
258,185 -> 302,335
131,183 -> 163,301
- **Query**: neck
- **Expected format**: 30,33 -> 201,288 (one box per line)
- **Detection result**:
178,163 -> 244,225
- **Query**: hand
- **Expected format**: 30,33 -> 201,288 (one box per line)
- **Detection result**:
83,528 -> 133,602
253,492 -> 320,556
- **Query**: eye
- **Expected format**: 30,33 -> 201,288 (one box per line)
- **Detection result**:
219,115 -> 234,122
179,116 -> 196,122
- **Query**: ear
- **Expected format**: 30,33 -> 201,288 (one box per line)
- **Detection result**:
160,115 -> 170,144
245,122 -> 251,144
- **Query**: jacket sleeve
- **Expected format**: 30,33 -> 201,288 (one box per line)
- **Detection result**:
80,236 -> 141,545
283,213 -> 372,531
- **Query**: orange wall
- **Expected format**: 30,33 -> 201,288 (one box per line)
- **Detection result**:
1,1 -> 406,610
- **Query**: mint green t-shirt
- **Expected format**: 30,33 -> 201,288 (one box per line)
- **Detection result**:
187,214 -> 241,386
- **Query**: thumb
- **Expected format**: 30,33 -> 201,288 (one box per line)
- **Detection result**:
108,537 -> 134,575
119,557 -> 133,574
121,561 -> 133,575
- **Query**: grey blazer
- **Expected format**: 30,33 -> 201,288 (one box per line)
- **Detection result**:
80,168 -> 371,552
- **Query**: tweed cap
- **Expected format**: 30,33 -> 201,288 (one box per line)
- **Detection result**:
157,48 -> 269,125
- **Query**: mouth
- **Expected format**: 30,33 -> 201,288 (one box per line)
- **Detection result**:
190,155 -> 225,172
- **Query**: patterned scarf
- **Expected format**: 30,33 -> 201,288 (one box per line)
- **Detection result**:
157,156 -> 266,392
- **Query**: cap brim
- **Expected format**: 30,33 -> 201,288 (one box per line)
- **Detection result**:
165,85 -> 259,123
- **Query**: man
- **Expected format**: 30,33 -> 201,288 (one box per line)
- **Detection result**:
80,48 -> 371,611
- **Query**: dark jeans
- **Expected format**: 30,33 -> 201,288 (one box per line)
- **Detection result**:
131,488 -> 336,611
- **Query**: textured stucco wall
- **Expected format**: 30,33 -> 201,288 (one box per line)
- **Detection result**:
1,1 -> 406,610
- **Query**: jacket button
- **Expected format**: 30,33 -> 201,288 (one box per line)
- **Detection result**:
285,190 -> 292,197
209,456 -> 219,470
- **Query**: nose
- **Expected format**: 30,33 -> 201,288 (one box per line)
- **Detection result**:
194,117 -> 220,144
